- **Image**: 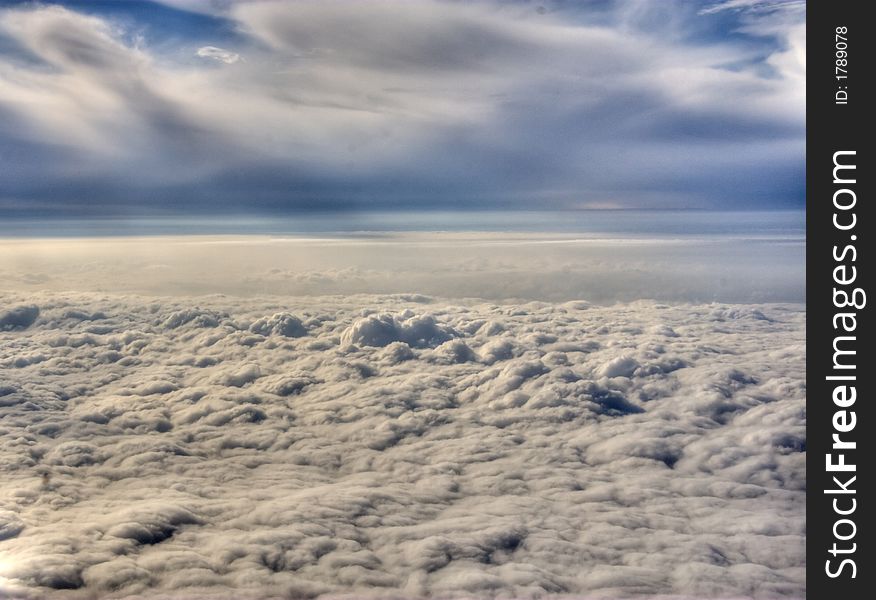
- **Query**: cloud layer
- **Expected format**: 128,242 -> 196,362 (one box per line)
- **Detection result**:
0,291 -> 804,598
0,0 -> 805,214
0,232 -> 805,303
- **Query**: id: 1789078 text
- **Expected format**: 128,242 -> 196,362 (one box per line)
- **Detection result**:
835,26 -> 849,105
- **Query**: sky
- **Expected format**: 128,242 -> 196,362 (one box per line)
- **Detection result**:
0,0 -> 805,218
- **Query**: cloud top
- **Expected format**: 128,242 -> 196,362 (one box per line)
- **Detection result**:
0,290 -> 805,598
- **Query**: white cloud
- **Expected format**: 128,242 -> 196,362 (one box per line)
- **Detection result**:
152,0 -> 236,16
699,0 -> 806,15
341,313 -> 455,348
0,290 -> 805,598
196,45 -> 241,64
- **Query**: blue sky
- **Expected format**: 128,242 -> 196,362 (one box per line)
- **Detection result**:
0,0 -> 805,217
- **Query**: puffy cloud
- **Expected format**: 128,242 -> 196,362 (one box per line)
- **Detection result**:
248,312 -> 307,337
341,313 -> 454,348
597,355 -> 640,378
0,304 -> 39,331
45,441 -> 102,467
0,511 -> 24,541
0,290 -> 804,598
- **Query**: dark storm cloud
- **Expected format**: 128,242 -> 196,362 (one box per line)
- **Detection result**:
0,0 -> 804,215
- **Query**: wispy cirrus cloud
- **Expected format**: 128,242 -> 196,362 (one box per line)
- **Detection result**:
0,0 -> 804,216
699,0 -> 805,15
196,45 -> 241,63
